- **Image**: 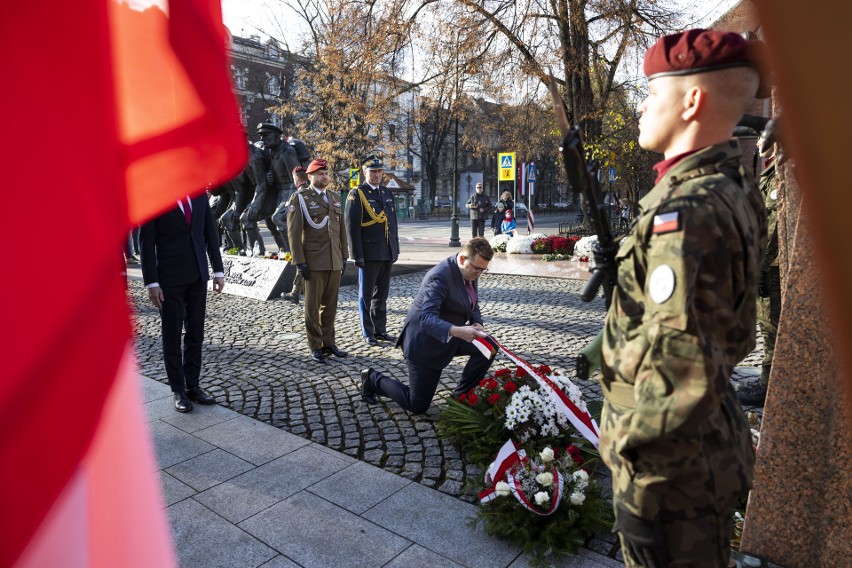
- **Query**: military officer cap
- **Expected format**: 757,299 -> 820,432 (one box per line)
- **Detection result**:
361,153 -> 385,170
292,165 -> 307,176
257,122 -> 284,135
306,158 -> 328,174
644,29 -> 770,98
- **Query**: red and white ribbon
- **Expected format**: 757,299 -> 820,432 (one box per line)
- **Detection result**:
479,439 -> 525,503
507,467 -> 564,516
471,335 -> 600,449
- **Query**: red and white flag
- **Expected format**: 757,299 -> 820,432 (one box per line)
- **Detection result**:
2,1 -> 246,565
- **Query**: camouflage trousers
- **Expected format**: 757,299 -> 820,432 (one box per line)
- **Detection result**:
756,266 -> 781,386
618,500 -> 737,567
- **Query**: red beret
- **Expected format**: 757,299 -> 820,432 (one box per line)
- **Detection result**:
644,29 -> 770,98
292,165 -> 307,175
306,159 -> 328,174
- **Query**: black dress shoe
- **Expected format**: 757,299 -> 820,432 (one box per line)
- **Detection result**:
173,392 -> 193,413
187,386 -> 216,405
375,333 -> 397,342
360,368 -> 378,404
311,349 -> 326,363
323,345 -> 348,358
281,292 -> 300,305
365,336 -> 379,347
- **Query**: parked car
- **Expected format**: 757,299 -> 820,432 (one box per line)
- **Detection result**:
514,203 -> 528,217
552,201 -> 570,208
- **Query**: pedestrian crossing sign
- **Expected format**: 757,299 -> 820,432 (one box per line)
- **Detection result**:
349,168 -> 360,189
498,152 -> 516,181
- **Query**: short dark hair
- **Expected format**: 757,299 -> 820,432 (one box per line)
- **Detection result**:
464,237 -> 494,261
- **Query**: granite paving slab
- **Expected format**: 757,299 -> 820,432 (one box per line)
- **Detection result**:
193,413 -> 311,466
258,556 -> 302,568
382,544 -> 465,568
168,498 -> 277,568
149,420 -> 215,470
239,491 -> 411,568
362,482 -> 520,568
160,401 -> 238,433
165,448 -> 256,492
307,460 -> 411,514
193,445 -> 351,523
159,471 -> 197,507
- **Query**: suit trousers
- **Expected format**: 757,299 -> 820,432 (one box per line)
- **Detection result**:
357,260 -> 392,338
304,269 -> 340,350
470,218 -> 486,237
371,340 -> 493,414
160,279 -> 208,393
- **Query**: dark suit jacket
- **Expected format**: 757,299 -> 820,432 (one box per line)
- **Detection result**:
345,183 -> 400,262
140,195 -> 224,287
398,255 -> 483,370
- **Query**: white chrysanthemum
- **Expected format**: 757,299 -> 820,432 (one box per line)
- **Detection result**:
573,235 -> 598,260
506,235 -> 537,254
569,491 -> 586,505
489,233 -> 512,252
534,491 -> 550,506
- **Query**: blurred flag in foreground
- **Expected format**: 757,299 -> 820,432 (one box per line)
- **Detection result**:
1,0 -> 245,565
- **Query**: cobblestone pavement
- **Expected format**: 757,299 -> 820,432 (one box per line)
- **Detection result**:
129,272 -> 764,558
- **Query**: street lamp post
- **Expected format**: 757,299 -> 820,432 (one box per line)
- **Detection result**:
449,114 -> 461,247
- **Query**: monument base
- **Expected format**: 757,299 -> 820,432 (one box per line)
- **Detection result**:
209,255 -> 295,301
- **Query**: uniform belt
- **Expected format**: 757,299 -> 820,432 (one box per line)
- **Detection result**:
601,380 -> 636,409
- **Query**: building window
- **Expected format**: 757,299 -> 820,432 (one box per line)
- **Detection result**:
266,75 -> 280,96
239,106 -> 248,126
233,67 -> 246,90
267,45 -> 279,60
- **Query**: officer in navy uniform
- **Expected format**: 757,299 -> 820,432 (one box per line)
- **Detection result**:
345,154 -> 400,347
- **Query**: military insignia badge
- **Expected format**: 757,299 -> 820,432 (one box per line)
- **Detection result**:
649,265 -> 676,304
653,211 -> 680,234
288,205 -> 295,212
333,201 -> 341,207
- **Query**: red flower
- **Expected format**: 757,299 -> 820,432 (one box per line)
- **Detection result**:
495,368 -> 512,378
572,454 -> 585,465
486,379 -> 499,390
537,364 -> 552,374
467,393 -> 479,405
488,393 -> 500,405
479,378 -> 489,387
503,381 -> 517,393
515,367 -> 529,378
459,393 -> 467,402
566,445 -> 580,457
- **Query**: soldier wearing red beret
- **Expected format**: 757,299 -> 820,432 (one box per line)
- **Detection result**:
598,29 -> 769,567
286,158 -> 349,363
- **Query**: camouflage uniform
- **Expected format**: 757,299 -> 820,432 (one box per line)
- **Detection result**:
756,163 -> 780,386
600,141 -> 766,566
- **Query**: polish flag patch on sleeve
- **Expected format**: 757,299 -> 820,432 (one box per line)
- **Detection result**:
653,211 -> 680,234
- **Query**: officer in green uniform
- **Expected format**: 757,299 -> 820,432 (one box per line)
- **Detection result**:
598,30 -> 769,567
286,158 -> 349,364
737,139 -> 781,406
345,154 -> 400,346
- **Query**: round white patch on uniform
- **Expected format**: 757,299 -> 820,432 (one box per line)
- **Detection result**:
649,265 -> 676,304
770,189 -> 778,200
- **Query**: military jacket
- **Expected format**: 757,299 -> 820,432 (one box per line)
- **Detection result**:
345,183 -> 400,262
758,163 -> 778,269
286,186 -> 347,271
599,140 -> 766,520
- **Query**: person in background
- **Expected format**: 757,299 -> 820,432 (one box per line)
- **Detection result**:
500,209 -> 517,237
498,190 -> 515,216
465,183 -> 492,238
281,165 -> 309,305
490,202 -> 506,235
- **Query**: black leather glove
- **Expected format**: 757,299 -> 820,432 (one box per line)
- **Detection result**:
614,504 -> 667,568
297,262 -> 311,281
575,354 -> 590,380
341,262 -> 346,276
355,258 -> 365,269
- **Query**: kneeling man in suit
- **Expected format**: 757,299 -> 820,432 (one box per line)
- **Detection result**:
141,194 -> 225,413
360,237 -> 495,415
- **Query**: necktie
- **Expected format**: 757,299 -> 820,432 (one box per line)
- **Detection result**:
184,196 -> 192,225
465,280 -> 477,309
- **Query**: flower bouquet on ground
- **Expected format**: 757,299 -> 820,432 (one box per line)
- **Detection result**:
438,347 -> 611,566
